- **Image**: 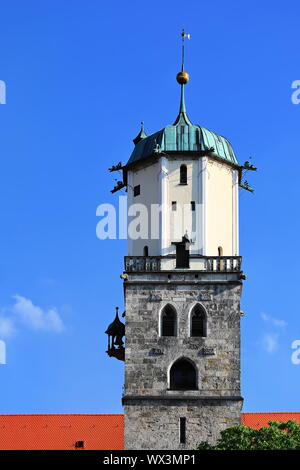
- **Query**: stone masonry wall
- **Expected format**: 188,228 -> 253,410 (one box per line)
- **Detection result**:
124,399 -> 242,450
123,272 -> 243,449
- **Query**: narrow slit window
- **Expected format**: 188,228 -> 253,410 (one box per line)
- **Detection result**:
172,201 -> 177,211
134,185 -> 140,197
143,246 -> 149,256
180,418 -> 186,444
180,165 -> 187,184
191,201 -> 195,211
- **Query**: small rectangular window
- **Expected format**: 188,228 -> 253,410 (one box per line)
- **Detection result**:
180,417 -> 186,444
191,201 -> 195,211
133,185 -> 140,197
75,440 -> 84,448
172,201 -> 177,211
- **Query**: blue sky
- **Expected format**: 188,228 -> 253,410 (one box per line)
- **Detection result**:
0,0 -> 300,414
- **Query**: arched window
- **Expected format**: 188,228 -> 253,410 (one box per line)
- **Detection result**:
190,305 -> 206,337
170,358 -> 197,390
218,246 -> 223,256
161,305 -> 176,337
180,165 -> 187,184
143,246 -> 149,256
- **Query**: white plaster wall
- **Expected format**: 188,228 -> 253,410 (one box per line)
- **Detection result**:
167,158 -> 200,255
205,159 -> 238,256
127,156 -> 239,258
127,162 -> 160,256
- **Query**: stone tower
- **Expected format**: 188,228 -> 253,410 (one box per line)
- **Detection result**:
105,33 -> 249,450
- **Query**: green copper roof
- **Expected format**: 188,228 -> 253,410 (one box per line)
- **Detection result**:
127,85 -> 238,167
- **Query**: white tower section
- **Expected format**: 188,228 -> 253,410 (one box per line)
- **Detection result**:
127,154 -> 239,259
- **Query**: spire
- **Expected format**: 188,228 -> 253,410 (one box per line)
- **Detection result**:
173,84 -> 192,125
179,84 -> 187,114
133,121 -> 147,145
174,29 -> 192,126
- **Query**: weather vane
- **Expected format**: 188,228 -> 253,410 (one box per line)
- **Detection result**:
181,28 -> 191,72
177,28 -> 191,85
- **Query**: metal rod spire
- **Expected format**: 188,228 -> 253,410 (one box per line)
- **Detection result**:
181,28 -> 185,72
174,28 -> 191,125
181,28 -> 190,72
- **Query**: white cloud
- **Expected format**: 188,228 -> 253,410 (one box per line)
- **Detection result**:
11,295 -> 65,333
261,313 -> 287,328
0,317 -> 15,338
262,333 -> 279,354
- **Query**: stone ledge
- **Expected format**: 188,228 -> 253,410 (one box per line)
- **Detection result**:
125,280 -> 243,286
122,395 -> 244,406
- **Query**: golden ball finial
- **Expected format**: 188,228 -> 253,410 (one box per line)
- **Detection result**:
176,71 -> 190,85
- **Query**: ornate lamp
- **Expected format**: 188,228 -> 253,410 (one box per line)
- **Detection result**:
105,307 -> 125,361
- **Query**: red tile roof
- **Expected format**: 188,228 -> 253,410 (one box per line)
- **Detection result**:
0,413 -> 299,450
242,412 -> 300,430
0,414 -> 124,450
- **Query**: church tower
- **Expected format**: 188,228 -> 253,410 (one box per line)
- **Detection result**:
105,31 -> 253,450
